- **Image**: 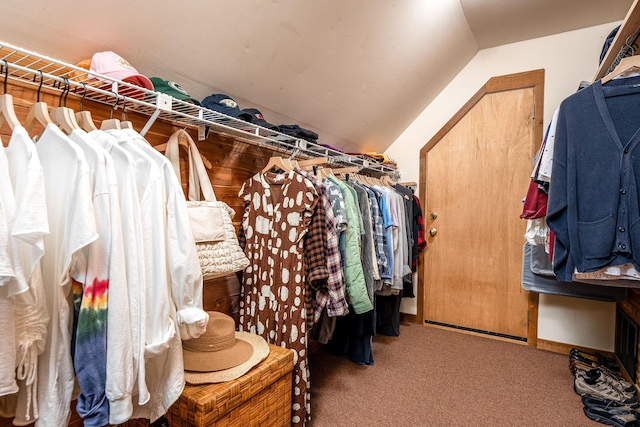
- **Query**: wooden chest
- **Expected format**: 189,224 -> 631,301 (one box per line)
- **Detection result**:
165,344 -> 294,427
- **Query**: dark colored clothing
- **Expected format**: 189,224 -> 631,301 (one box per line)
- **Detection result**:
547,76 -> 640,281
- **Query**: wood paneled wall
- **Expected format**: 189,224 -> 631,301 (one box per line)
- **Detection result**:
0,80 -> 282,427
618,290 -> 640,384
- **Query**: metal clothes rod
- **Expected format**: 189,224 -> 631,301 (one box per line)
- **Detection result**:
0,41 -> 399,177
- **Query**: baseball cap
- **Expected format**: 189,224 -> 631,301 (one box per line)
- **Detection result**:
89,51 -> 154,91
201,94 -> 251,120
241,108 -> 279,131
149,77 -> 201,105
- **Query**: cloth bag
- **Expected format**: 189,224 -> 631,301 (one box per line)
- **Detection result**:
165,129 -> 249,278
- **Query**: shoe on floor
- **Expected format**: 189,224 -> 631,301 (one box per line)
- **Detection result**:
575,376 -> 639,406
583,406 -> 640,427
576,368 -> 637,394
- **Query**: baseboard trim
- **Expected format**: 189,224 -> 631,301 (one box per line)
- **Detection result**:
400,313 -> 419,324
423,322 -> 527,345
536,338 -> 614,358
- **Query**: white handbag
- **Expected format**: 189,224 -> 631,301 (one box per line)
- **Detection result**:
165,129 -> 250,279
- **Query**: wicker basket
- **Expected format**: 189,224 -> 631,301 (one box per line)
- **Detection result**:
167,344 -> 294,427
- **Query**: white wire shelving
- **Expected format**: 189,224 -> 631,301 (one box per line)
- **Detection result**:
0,41 -> 399,177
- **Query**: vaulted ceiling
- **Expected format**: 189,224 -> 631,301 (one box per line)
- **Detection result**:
0,0 -> 632,153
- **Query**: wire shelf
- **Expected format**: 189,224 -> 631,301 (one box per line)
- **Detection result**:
0,41 -> 399,177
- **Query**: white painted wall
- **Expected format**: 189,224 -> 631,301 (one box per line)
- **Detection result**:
387,22 -> 620,350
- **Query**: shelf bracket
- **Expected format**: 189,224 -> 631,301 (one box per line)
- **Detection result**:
140,92 -> 173,136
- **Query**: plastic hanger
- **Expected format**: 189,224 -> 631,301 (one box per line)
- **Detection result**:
0,60 -> 22,131
602,55 -> 640,84
24,70 -> 53,133
75,83 -> 98,132
100,93 -> 122,130
51,78 -> 80,134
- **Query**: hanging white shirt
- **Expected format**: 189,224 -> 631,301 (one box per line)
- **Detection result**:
115,128 -> 205,422
69,129 -> 135,425
3,126 -> 49,425
0,145 -> 18,398
122,128 -> 207,338
89,130 -> 148,414
536,106 -> 560,183
0,196 -> 13,286
103,129 -> 176,423
35,124 -> 98,427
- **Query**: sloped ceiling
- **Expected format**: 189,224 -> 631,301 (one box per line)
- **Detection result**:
0,0 -> 632,154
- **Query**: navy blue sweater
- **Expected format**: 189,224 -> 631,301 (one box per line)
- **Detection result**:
547,76 -> 640,282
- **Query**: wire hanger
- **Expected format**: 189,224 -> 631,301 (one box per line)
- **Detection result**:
51,77 -> 80,134
120,94 -> 134,129
100,93 -> 122,130
25,70 -> 53,133
0,60 -> 21,131
74,83 -> 98,132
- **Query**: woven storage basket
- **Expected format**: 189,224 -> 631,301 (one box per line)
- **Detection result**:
167,344 -> 294,427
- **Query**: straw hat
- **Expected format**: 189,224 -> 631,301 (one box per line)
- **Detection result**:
183,311 -> 269,385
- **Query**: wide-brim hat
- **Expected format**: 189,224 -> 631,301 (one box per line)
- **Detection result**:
183,312 -> 269,385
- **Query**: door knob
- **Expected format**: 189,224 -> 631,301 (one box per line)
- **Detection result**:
430,212 -> 438,220
429,228 -> 437,236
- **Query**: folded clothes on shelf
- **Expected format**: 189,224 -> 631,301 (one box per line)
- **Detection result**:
278,124 -> 319,142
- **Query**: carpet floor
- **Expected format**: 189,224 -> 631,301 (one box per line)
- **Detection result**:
308,322 -> 600,427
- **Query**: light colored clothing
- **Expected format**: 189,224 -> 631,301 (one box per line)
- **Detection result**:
35,124 -> 98,427
90,130 -> 147,417
3,126 -> 49,424
69,129 -> 125,426
328,176 -> 372,314
122,128 -> 207,339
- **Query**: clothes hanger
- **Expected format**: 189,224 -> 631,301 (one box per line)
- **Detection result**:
333,166 -> 360,175
153,128 -> 213,170
100,93 -> 122,130
316,166 -> 332,179
51,78 -> 80,134
120,95 -> 134,129
602,55 -> 640,84
0,60 -> 22,131
261,156 -> 293,174
74,83 -> 98,132
24,70 -> 53,133
298,157 -> 328,167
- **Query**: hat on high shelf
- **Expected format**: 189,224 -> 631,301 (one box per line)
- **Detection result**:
69,52 -> 154,100
201,94 -> 252,121
241,108 -> 280,131
182,311 -> 270,385
149,77 -> 201,106
89,51 -> 154,91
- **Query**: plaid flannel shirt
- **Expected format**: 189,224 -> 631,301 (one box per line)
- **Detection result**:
313,184 -> 349,322
300,172 -> 329,330
364,185 -> 388,277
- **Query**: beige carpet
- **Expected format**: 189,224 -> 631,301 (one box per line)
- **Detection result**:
308,322 -> 600,427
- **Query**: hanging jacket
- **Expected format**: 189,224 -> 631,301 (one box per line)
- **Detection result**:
328,177 -> 372,314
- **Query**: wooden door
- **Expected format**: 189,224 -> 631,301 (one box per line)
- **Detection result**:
418,70 -> 544,342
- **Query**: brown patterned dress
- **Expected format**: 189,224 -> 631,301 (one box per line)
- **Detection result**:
238,170 -> 317,426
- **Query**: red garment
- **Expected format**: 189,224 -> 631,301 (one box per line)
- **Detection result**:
520,179 -> 548,219
414,195 -> 427,251
413,195 -> 426,271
